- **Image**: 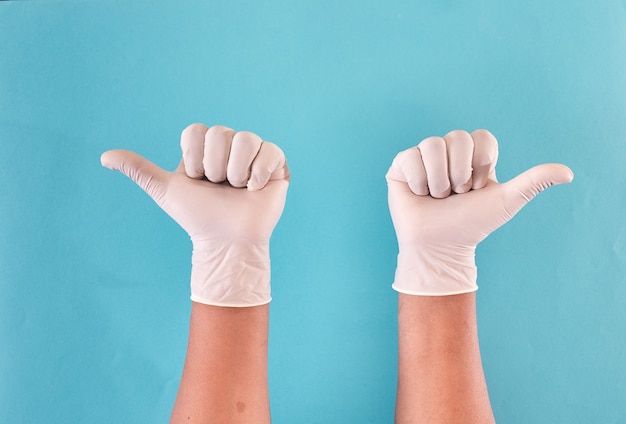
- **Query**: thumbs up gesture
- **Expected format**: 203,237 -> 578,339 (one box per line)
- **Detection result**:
386,129 -> 573,296
101,123 -> 290,307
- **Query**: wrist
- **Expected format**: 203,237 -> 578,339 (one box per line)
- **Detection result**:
190,238 -> 271,307
392,243 -> 478,296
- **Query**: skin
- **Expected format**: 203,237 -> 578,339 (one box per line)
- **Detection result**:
170,303 -> 271,424
395,293 -> 495,424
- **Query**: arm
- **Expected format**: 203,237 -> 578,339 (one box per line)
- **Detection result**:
396,293 -> 492,423
170,303 -> 270,423
387,129 -> 573,423
101,123 -> 289,423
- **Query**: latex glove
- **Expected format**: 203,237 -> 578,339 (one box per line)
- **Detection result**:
386,129 -> 573,296
101,123 -> 290,307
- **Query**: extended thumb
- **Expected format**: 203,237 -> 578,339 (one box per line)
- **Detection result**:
101,149 -> 169,200
503,163 -> 574,209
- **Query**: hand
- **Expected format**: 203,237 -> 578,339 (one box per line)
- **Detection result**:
386,129 -> 573,295
101,123 -> 290,306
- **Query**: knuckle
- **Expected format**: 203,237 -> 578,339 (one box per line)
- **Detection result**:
233,131 -> 262,147
471,129 -> 498,147
206,125 -> 233,137
445,129 -> 471,141
419,135 -> 445,150
182,122 -> 208,137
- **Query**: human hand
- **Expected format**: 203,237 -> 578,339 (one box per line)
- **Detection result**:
101,123 -> 290,306
386,129 -> 573,295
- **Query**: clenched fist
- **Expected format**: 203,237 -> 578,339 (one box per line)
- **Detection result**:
102,123 -> 289,306
386,129 -> 573,296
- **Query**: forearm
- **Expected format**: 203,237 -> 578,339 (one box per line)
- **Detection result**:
395,293 -> 495,424
171,303 -> 271,424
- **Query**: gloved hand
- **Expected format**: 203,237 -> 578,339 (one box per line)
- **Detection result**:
386,129 -> 573,296
101,123 -> 290,307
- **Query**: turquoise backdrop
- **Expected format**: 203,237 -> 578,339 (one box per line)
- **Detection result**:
1,1 -> 625,422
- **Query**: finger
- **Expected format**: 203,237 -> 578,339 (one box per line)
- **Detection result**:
227,131 -> 263,188
247,142 -> 288,191
269,158 -> 290,182
180,123 -> 209,179
418,136 -> 451,198
101,149 -> 169,202
501,163 -> 574,216
470,129 -> 498,189
203,125 -> 235,183
385,147 -> 429,196
444,130 -> 474,194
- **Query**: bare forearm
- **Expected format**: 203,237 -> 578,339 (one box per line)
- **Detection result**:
171,303 -> 271,424
395,293 -> 495,424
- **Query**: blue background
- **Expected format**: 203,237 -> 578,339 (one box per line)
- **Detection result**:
1,1 -> 625,422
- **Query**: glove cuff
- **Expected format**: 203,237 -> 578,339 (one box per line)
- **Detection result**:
392,244 -> 478,296
189,239 -> 271,307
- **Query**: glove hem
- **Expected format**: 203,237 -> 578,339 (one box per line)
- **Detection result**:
190,294 -> 272,308
392,283 -> 478,296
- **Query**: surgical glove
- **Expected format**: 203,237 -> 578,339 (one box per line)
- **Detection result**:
386,129 -> 573,296
101,123 -> 289,307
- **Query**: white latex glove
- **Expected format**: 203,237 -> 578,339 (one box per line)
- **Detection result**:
386,129 -> 573,296
101,123 -> 289,307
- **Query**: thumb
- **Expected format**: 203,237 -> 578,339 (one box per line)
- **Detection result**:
101,150 -> 169,201
502,163 -> 574,213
